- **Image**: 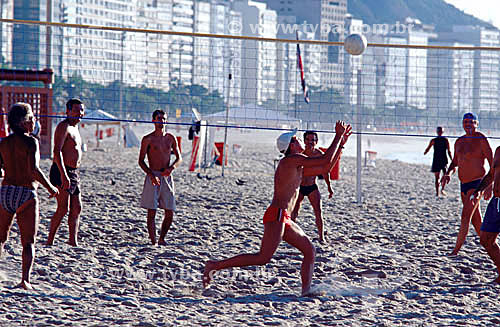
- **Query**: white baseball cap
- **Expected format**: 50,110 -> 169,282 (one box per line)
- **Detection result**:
276,130 -> 297,153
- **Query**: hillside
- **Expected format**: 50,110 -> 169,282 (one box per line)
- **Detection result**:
348,0 -> 495,31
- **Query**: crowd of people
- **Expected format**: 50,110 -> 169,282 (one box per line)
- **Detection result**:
0,101 -> 499,294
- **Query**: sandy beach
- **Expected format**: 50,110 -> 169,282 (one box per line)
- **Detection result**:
1,127 -> 500,326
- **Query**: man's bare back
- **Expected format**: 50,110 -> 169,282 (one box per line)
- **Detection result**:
0,135 -> 39,189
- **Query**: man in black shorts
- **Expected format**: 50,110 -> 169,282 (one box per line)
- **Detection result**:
46,99 -> 85,246
291,131 -> 334,243
424,126 -> 452,197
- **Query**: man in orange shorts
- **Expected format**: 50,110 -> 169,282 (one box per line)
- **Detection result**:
203,121 -> 352,296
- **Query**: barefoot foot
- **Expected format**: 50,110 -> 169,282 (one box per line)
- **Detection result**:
158,239 -> 167,246
16,280 -> 34,290
203,261 -> 217,288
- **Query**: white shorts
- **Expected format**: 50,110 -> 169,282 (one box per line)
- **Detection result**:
140,171 -> 175,211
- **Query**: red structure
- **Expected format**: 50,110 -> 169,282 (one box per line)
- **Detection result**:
0,68 -> 54,156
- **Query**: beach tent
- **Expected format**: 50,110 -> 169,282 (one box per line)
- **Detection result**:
205,103 -> 301,129
83,109 -> 120,147
122,123 -> 140,148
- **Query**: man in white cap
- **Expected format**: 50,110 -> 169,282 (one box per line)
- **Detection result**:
203,121 -> 352,296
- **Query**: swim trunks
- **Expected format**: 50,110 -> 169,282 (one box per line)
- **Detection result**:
262,206 -> 291,225
140,171 -> 175,211
299,184 -> 319,197
431,136 -> 448,173
481,197 -> 500,233
460,179 -> 481,195
0,185 -> 37,214
50,163 -> 80,195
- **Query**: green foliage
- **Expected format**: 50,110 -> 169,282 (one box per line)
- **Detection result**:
51,75 -> 225,121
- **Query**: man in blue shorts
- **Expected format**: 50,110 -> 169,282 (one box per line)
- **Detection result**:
471,146 -> 500,284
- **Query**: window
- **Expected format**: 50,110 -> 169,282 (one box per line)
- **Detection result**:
328,31 -> 339,63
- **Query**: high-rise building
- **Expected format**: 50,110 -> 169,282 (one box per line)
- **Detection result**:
444,26 -> 500,113
60,0 -> 136,84
343,15 -> 363,109
0,0 -> 14,65
210,2 -> 242,107
427,40 -> 474,118
266,0 -> 347,91
12,0 -> 63,71
170,0 -> 194,87
133,0 -> 172,89
233,0 -> 277,105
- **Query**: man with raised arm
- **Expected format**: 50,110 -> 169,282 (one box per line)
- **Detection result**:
424,126 -> 452,197
0,103 -> 58,289
471,146 -> 500,284
291,131 -> 334,243
441,113 -> 493,256
138,110 -> 182,245
203,121 -> 352,296
46,98 -> 85,246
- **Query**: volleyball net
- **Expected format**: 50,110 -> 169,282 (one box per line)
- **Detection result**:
1,19 -> 500,139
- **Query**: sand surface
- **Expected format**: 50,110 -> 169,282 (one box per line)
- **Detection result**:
1,127 -> 500,326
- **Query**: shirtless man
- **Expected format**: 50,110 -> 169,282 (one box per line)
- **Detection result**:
424,126 -> 452,197
441,113 -> 493,256
138,110 -> 182,245
0,103 -> 58,289
46,98 -> 85,246
291,131 -> 333,243
203,121 -> 352,296
471,146 -> 500,284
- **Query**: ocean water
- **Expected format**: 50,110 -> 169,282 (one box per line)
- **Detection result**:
334,134 -> 500,166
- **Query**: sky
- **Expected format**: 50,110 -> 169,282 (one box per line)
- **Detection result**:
444,0 -> 500,28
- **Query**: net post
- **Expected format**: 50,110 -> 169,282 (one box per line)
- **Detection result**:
356,69 -> 362,204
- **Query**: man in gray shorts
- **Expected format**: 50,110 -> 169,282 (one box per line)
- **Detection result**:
138,110 -> 182,245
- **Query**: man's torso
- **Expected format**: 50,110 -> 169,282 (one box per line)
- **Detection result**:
61,122 -> 82,168
146,132 -> 174,171
432,136 -> 447,159
301,148 -> 323,186
455,133 -> 487,183
272,156 -> 303,212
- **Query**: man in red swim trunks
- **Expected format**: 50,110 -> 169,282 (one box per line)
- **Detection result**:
203,121 -> 352,296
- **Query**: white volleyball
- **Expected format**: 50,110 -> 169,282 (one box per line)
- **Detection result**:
344,33 -> 367,56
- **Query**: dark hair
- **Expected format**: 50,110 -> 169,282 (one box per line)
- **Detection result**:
436,126 -> 443,132
284,144 -> 292,156
303,131 -> 318,141
66,98 -> 83,112
152,109 -> 165,120
8,102 -> 31,135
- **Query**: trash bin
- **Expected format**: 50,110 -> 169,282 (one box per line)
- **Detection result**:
176,136 -> 182,154
330,156 -> 341,180
319,147 -> 341,180
215,142 -> 227,166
